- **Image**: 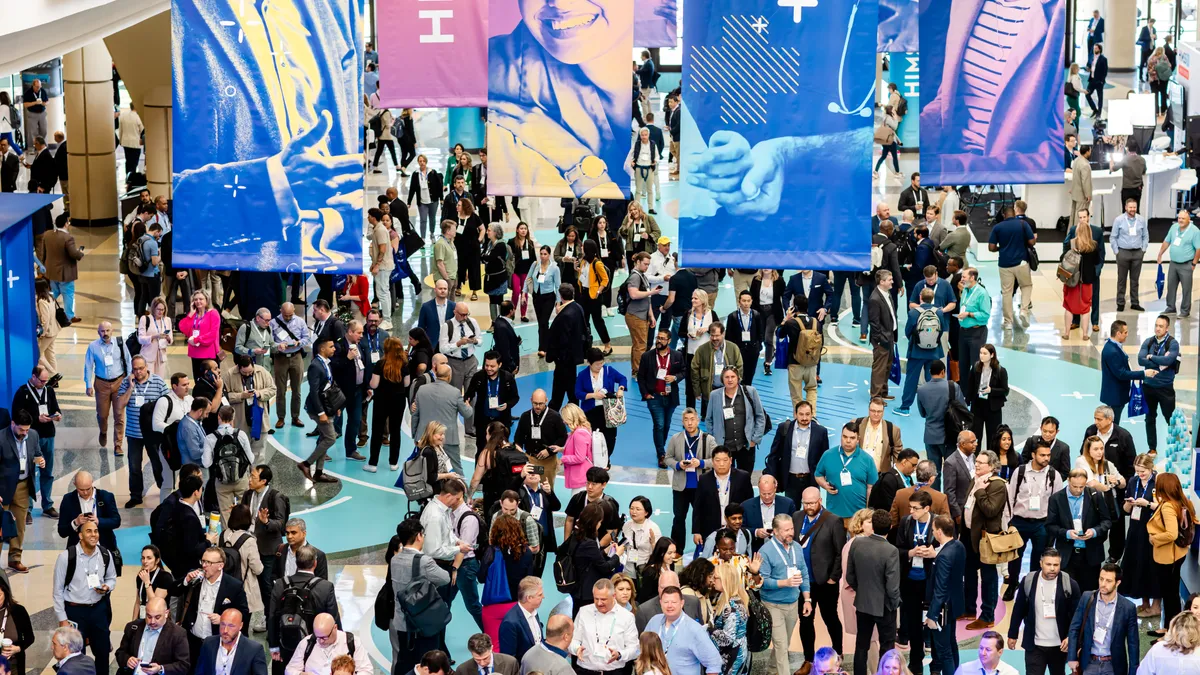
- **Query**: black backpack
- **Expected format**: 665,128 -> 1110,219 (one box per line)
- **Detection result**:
277,576 -> 322,654
943,381 -> 973,443
895,94 -> 908,117
213,433 -> 249,485
398,554 -> 452,637
554,538 -> 579,594
374,564 -> 395,630
139,399 -> 163,451
221,532 -> 251,581
892,231 -> 915,269
65,544 -> 113,587
126,330 -> 142,358
158,398 -> 183,471
456,509 -> 486,551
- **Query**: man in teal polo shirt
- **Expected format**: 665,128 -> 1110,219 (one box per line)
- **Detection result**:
956,268 -> 991,379
813,424 -> 878,520
1157,209 -> 1200,317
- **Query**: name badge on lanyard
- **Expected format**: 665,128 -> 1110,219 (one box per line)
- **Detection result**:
1029,494 -> 1042,511
723,406 -> 735,420
530,426 -> 542,440
840,453 -> 854,486
1042,600 -> 1056,618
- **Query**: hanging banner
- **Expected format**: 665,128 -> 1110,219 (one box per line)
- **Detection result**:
879,0 -> 918,52
377,0 -> 488,108
919,0 -> 1065,184
171,0 -> 366,273
487,0 -> 634,199
678,0 -> 876,270
884,52 -> 920,147
636,0 -> 678,48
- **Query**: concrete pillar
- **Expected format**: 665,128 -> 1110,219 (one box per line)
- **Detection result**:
142,85 -> 172,200
62,42 -> 118,227
1105,0 -> 1137,71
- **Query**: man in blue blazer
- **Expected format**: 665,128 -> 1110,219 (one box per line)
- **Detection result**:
925,515 -> 965,675
195,609 -> 268,675
782,270 -> 835,320
764,400 -> 830,503
417,279 -> 456,349
498,578 -> 544,662
740,475 -> 796,552
1067,562 -> 1139,675
1099,320 -> 1152,423
56,470 -> 120,551
492,300 -> 521,373
1087,10 -> 1104,66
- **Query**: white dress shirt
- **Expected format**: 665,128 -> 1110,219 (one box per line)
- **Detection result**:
214,634 -> 240,675
438,317 -> 482,359
568,604 -> 640,672
522,604 -> 543,643
284,630 -> 373,675
193,578 -> 222,639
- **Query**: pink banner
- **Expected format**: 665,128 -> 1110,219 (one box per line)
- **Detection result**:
377,0 -> 488,108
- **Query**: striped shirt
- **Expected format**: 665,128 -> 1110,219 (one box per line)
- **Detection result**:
116,374 -> 169,439
958,0 -> 1034,152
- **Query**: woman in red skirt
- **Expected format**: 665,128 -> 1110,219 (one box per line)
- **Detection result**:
1062,222 -> 1101,339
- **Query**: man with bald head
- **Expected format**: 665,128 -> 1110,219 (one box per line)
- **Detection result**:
412,362 -> 473,475
634,569 -> 703,632
942,430 -> 979,525
439,303 -> 483,392
271,302 -> 312,429
58,470 -> 120,551
418,279 -> 457,349
742,474 -> 796,553
285,613 -> 371,674
195,609 -> 267,675
793,486 -> 846,666
514,388 -> 569,484
84,320 -> 134,452
115,596 -> 191,675
521,614 -> 575,675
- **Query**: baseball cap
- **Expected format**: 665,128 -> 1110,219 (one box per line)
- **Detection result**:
657,236 -> 671,245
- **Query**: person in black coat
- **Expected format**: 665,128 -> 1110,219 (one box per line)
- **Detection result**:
115,598 -> 191,675
464,351 -> 521,442
27,136 -> 57,193
547,286 -> 586,409
868,449 -> 919,516
517,470 -> 561,571
54,136 -> 68,190
691,447 -> 754,546
175,551 -> 250,661
1046,474 -> 1112,591
57,471 -> 121,551
329,322 -> 369,462
1021,417 -> 1072,480
160,474 -> 212,578
272,521 -> 330,584
1079,406 -> 1137,481
451,194 -> 484,299
1006,548 -> 1081,675
764,402 -> 830,503
0,576 -> 34,675
726,291 -> 766,387
0,139 -> 19,192
492,301 -> 521,373
636,329 -> 685,467
749,271 -> 786,375
964,344 -> 1009,453
471,151 -> 493,223
868,271 -> 899,399
566,503 -> 621,609
268,546 -> 339,668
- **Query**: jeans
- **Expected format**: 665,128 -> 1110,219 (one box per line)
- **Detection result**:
1081,661 -> 1114,675
36,437 -> 54,510
50,280 -> 76,319
645,396 -> 676,458
664,313 -> 683,350
457,557 -> 485,630
930,623 -> 959,675
1025,644 -> 1068,675
875,143 -> 900,172
416,202 -> 438,239
343,389 -> 363,457
900,358 -> 933,410
1006,516 -> 1048,582
926,443 -> 949,490
1143,385 -> 1175,450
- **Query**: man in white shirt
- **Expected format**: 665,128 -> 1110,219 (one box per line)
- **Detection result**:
953,631 -> 1018,675
119,103 -> 145,180
646,236 -> 677,319
285,613 -> 372,675
419,481 -> 472,566
499,577 -> 545,662
439,304 -> 483,391
152,373 -> 194,491
569,580 -> 639,673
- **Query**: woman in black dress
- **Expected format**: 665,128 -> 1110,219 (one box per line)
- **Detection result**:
482,223 -> 510,322
455,197 -> 484,301
553,226 -> 583,287
965,343 -> 1008,452
1122,453 -> 1161,617
588,216 -> 625,316
368,337 -> 410,472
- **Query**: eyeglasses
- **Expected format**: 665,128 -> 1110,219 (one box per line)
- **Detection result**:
201,560 -> 223,567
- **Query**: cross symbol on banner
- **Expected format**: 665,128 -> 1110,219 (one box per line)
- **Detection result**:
218,0 -> 263,43
1061,392 -> 1094,400
779,0 -> 820,22
224,175 -> 244,198
750,16 -> 769,33
6,269 -> 18,289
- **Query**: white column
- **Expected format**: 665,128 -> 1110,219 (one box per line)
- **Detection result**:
62,41 -> 118,226
1105,0 -> 1138,71
142,84 -> 172,200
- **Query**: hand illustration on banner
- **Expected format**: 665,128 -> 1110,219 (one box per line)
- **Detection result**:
635,0 -> 678,47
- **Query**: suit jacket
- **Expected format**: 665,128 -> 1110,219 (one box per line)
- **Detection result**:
790,508 -> 846,584
0,151 -> 18,192
492,316 -> 520,372
1088,16 -> 1105,40
926,539 -> 966,622
1080,423 -> 1136,480
470,164 -> 490,208
417,298 -> 456,349
411,380 -> 473,446
1100,340 -> 1143,409
39,227 -> 85,284
1008,571 -> 1081,650
458,654 -> 519,675
868,289 -> 898,346
749,276 -> 786,323
57,488 -> 121,551
692,469 -> 754,539
55,139 -> 68,181
965,364 -> 1009,411
29,148 -> 57,192
240,487 -> 290,556
867,467 -> 910,515
1069,155 -> 1093,202
176,573 -> 250,636
272,543 -> 330,584
781,272 -> 834,318
888,485 -> 951,528
740,495 -> 796,549
764,420 -> 830,494
0,427 -> 41,506
895,515 -> 939,578
303,357 -> 334,417
634,595 -> 702,632
941,449 -> 975,522
465,370 -> 520,429
161,500 -> 209,578
56,654 -> 99,675
725,309 -> 766,355
548,302 -> 586,365
1067,592 -> 1139,675
499,602 -> 542,662
114,620 -> 191,675
312,315 -> 346,350
1020,436 -> 1072,480
268,571 -> 340,650
846,534 -> 901,616
330,338 -> 373,397
636,348 -> 685,406
1046,488 -> 1112,568
194,635 -> 268,675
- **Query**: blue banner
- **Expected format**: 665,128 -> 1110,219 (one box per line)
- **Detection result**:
171,0 -> 366,273
0,194 -> 56,411
879,0 -> 917,52
918,0 -> 1064,184
679,0 -> 876,270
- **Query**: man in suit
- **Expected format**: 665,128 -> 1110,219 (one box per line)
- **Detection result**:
0,138 -> 18,192
793,487 -> 846,665
634,569 -> 702,632
272,518 -> 330,584
548,285 -> 586,409
115,597 -> 191,675
1137,19 -> 1157,80
52,626 -> 99,675
417,280 -> 456,350
942,429 -> 977,526
57,470 -> 120,550
391,519 -> 453,675
464,350 -> 520,444
889,460 -> 951,528
782,270 -> 835,322
765,400 -> 830,504
300,338 -> 340,483
471,150 -> 493,223
160,473 -> 215,576
27,135 -> 57,193
894,490 -> 937,668
925,515 -> 966,675
492,300 -> 521,373
0,409 -> 45,570
1100,320 -> 1151,424
846,510 -> 901,675
917,362 -> 964,489
742,474 -> 796,552
1087,48 -> 1108,117
691,447 -> 754,548
330,321 -> 370,462
1006,548 -> 1081,675
458,633 -> 519,675
178,547 -> 250,664
310,300 -> 346,348
868,270 -> 898,399
243,464 -> 290,632
1069,148 -> 1093,231
1021,416 -> 1073,480
53,131 -> 68,198
1047,470 -> 1112,592
1087,10 -> 1104,66
411,363 -> 473,476
269,545 -> 339,668
868,448 -> 919,517
726,291 -> 765,386
195,609 -> 268,675
1067,562 -> 1139,675
499,577 -> 544,662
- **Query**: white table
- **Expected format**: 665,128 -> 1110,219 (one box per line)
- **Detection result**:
1022,153 -> 1183,228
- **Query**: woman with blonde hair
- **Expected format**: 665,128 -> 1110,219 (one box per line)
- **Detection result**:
684,289 -> 714,409
709,561 -> 750,675
35,279 -> 61,377
1147,472 -> 1195,633
1066,63 -> 1083,119
611,573 -> 638,613
1139,611 -> 1200,671
1148,46 -> 1171,113
559,403 -> 593,493
841,509 -> 880,667
875,648 -> 912,675
1063,218 -> 1100,339
634,632 -> 672,675
409,421 -> 462,504
1076,435 -> 1126,558
178,289 -> 221,378
1123,453 -> 1161,616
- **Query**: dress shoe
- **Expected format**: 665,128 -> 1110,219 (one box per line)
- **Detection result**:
313,472 -> 340,483
297,462 -> 313,480
1002,584 -> 1017,602
124,498 -> 143,509
7,562 -> 27,573
965,619 -> 994,630
346,452 -> 367,462
98,434 -> 107,448
42,507 -> 59,519
275,419 -> 285,429
70,317 -> 82,324
658,457 -> 668,469
1131,304 -> 1146,311
24,512 -> 31,525
357,437 -> 368,448
291,418 -> 305,428
796,662 -> 812,675
306,430 -> 320,438
956,613 -> 976,622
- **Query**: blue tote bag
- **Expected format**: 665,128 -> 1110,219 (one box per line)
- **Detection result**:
889,344 -> 902,385
481,548 -> 513,605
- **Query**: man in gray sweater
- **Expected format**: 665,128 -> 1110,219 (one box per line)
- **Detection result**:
520,614 -> 575,675
391,518 -> 452,675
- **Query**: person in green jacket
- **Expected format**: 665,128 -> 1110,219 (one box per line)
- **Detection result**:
956,267 -> 991,381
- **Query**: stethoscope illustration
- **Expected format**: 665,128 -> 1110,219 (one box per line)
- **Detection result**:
827,0 -> 876,117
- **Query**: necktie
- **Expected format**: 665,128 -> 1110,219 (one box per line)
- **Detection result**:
459,322 -> 468,359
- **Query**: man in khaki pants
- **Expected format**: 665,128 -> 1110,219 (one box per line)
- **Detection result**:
83,321 -> 132,453
270,302 -> 311,429
623,253 -> 660,378
0,410 -> 47,572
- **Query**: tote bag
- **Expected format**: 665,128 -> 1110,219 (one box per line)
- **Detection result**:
481,548 -> 513,605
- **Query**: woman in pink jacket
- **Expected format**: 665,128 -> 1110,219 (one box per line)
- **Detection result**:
559,403 -> 593,493
177,289 -> 221,378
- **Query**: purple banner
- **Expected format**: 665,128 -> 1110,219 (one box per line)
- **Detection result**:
377,0 -> 488,108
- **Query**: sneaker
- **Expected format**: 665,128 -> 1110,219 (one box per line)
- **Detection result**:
893,408 -> 911,417
1002,584 -> 1017,602
851,318 -> 861,327
1131,304 -> 1146,311
252,616 -> 268,633
389,464 -> 399,471
364,465 -> 378,473
356,437 -> 368,448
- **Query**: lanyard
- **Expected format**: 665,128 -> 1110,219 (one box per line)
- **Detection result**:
738,311 -> 750,332
841,451 -> 856,471
724,388 -> 739,408
659,621 -> 680,652
1134,478 -> 1149,500
914,517 -> 930,542
527,487 -> 541,507
684,434 -> 699,460
716,474 -> 730,499
366,332 -> 380,353
27,384 -> 46,404
140,568 -> 160,602
488,377 -> 499,399
599,612 -> 620,646
772,538 -> 797,567
531,408 -> 548,430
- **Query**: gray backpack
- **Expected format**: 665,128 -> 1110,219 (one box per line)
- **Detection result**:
402,449 -> 433,502
1056,241 -> 1083,287
914,308 -> 942,350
